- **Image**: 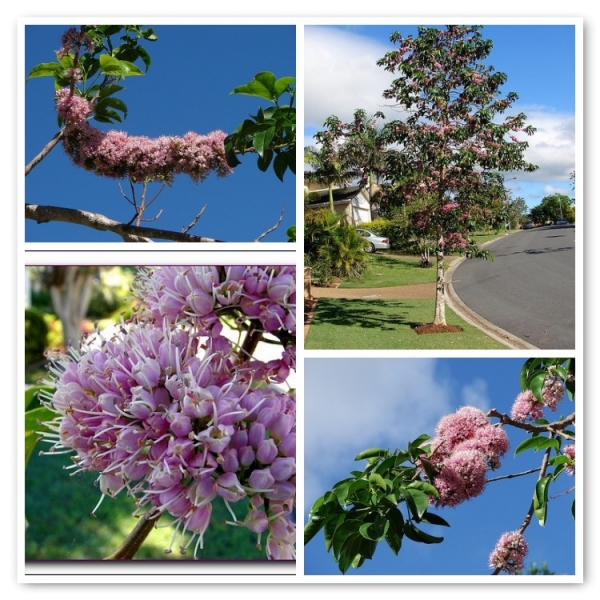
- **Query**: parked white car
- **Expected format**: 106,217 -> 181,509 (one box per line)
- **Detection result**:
356,228 -> 390,253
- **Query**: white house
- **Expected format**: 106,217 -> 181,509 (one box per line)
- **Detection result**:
304,183 -> 374,225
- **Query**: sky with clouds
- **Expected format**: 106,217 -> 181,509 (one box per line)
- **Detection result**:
303,357 -> 577,578
304,23 -> 578,210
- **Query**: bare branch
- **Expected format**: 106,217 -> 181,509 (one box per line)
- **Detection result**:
254,206 -> 286,242
25,129 -> 65,176
182,204 -> 208,234
26,203 -> 226,242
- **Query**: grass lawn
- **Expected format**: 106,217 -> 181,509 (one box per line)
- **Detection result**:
304,297 -> 508,350
339,253 -> 445,288
25,448 -> 265,560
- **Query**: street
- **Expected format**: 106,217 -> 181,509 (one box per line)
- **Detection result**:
451,225 -> 576,349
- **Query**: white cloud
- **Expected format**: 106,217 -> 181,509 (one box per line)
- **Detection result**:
304,358 -> 458,508
304,26 -> 396,129
510,107 -> 575,185
304,27 -> 576,201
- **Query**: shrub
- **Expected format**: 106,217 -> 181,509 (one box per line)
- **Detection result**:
305,209 -> 369,286
25,308 -> 49,367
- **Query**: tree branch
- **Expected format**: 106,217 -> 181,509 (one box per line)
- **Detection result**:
487,409 -> 575,440
254,206 -> 286,242
26,203 -> 226,243
25,129 -> 65,176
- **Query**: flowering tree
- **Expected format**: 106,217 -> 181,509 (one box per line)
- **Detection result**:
376,25 -> 538,327
304,358 -> 575,574
25,26 -> 295,242
27,265 -> 296,560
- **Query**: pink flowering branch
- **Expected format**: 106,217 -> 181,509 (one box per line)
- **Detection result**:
491,443 -> 552,575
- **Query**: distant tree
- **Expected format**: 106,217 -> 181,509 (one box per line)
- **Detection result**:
530,193 -> 574,224
377,25 -> 538,327
304,116 -> 359,213
507,197 -> 528,227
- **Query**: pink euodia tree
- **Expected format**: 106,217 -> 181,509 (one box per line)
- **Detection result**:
376,25 -> 538,327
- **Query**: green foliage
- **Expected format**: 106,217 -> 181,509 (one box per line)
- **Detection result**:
27,25 -> 157,126
24,385 -> 55,466
517,358 -> 575,526
86,267 -> 136,319
304,437 -> 448,574
304,209 -> 369,286
25,308 -> 49,366
529,194 -> 575,224
225,72 -> 296,182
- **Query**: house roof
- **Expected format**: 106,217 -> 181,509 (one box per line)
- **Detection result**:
305,185 -> 364,207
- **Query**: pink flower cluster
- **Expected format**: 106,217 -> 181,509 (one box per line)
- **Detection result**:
510,375 -> 565,423
563,444 -> 575,475
55,89 -> 232,183
510,390 -> 544,422
424,406 -> 509,507
57,27 -> 95,59
41,265 -> 296,560
488,530 -> 528,574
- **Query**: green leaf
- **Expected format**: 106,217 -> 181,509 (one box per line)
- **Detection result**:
420,511 -> 451,527
256,148 -> 273,172
304,516 -> 325,546
27,62 -> 61,79
273,152 -> 289,182
253,126 -> 275,158
273,76 -> 296,100
368,472 -> 388,491
527,371 -> 547,403
403,522 -> 444,544
533,474 -> 552,526
118,60 -> 144,76
355,447 -> 387,461
384,510 -> 404,556
514,436 -> 560,456
407,480 -> 440,498
24,406 -> 55,466
359,518 -> 389,541
401,487 -> 430,520
99,54 -> 125,75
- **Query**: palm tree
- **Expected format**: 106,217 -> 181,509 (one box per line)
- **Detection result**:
304,115 -> 360,213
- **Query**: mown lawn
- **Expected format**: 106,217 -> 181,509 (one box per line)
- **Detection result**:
25,448 -> 265,560
339,253 -> 448,288
304,297 -> 508,350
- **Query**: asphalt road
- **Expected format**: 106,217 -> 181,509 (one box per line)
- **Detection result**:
451,224 -> 576,349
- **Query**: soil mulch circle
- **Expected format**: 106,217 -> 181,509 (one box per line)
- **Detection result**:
413,323 -> 463,335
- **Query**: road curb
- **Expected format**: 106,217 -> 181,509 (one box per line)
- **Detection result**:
445,235 -> 540,350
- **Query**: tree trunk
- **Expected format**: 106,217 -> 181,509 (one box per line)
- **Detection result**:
48,267 -> 97,350
433,243 -> 446,326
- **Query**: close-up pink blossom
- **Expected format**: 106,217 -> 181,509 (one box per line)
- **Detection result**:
488,530 -> 528,574
39,265 -> 296,560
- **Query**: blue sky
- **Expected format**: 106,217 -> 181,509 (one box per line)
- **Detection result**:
303,357 -> 578,578
23,24 -> 296,242
304,23 -> 578,211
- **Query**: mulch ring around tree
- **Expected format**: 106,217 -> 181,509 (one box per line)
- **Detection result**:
413,323 -> 463,334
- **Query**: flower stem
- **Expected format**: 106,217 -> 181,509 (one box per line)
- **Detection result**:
104,508 -> 161,560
